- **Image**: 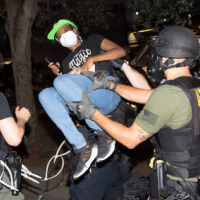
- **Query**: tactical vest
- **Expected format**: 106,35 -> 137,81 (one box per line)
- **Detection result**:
0,133 -> 11,161
0,132 -> 11,176
151,76 -> 200,179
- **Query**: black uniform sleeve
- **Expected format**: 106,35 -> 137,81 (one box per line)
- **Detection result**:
0,93 -> 12,120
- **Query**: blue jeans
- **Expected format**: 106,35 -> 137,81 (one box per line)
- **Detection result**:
39,74 -> 121,149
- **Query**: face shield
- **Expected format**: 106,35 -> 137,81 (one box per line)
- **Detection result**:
147,45 -> 166,85
132,37 -> 166,85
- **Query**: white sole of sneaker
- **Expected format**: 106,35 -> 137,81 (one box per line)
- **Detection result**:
96,140 -> 116,162
73,144 -> 98,179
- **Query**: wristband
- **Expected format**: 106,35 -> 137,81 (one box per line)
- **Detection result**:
111,81 -> 118,92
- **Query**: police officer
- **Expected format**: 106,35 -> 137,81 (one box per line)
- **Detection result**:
0,92 -> 30,199
66,25 -> 200,199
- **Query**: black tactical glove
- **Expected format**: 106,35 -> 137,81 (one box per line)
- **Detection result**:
66,91 -> 98,120
81,71 -> 111,93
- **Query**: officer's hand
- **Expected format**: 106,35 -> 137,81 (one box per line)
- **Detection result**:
66,91 -> 98,120
48,62 -> 62,76
15,106 -> 31,122
81,71 -> 111,93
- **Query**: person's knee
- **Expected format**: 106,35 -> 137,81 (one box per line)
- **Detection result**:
38,88 -> 53,103
53,75 -> 64,88
53,75 -> 74,91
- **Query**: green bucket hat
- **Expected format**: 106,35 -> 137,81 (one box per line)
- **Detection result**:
47,19 -> 78,40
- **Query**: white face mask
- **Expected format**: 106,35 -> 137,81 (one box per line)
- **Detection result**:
60,31 -> 77,48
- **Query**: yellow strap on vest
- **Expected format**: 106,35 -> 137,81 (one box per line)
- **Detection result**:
149,157 -> 164,168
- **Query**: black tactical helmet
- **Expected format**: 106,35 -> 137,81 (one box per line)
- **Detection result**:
146,26 -> 200,85
153,25 -> 199,59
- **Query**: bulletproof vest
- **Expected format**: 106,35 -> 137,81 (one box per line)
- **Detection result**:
151,76 -> 200,178
0,132 -> 11,175
0,133 -> 11,161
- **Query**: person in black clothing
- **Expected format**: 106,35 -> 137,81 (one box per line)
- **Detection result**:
0,92 -> 30,199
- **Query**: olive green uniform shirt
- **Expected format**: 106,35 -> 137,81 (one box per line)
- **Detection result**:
135,84 -> 195,181
135,84 -> 192,134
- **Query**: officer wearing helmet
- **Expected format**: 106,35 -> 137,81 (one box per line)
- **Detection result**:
66,25 -> 200,199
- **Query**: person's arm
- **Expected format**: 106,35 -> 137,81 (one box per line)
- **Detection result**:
66,85 -> 178,150
68,68 -> 79,74
94,38 -> 126,62
82,71 -> 153,104
121,63 -> 151,90
68,65 -> 95,74
0,106 -> 31,146
110,81 -> 153,104
65,91 -> 150,149
93,110 -> 152,149
76,38 -> 126,73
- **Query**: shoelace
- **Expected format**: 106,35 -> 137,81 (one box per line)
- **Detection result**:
88,134 -> 97,145
73,129 -> 96,173
73,150 -> 88,174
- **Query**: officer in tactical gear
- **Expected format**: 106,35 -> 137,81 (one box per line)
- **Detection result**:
66,25 -> 200,199
0,53 -> 31,199
0,92 -> 30,199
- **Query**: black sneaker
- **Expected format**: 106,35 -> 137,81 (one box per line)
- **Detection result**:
73,144 -> 98,179
96,130 -> 116,162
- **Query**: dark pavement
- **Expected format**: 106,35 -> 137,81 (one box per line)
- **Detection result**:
20,143 -> 152,200
21,157 -> 71,200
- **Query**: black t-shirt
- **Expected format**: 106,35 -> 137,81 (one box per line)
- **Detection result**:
0,93 -> 12,160
0,92 -> 12,120
62,34 -> 113,75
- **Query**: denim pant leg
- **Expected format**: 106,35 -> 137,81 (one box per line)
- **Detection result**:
39,87 -> 87,149
53,74 -> 121,131
85,75 -> 121,131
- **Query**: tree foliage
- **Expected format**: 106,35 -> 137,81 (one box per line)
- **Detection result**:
126,0 -> 194,34
33,0 -> 113,43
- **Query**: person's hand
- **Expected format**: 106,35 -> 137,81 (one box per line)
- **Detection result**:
66,91 -> 98,120
70,64 -> 95,74
75,57 -> 94,73
15,106 -> 31,122
48,62 -> 62,76
81,71 -> 111,93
